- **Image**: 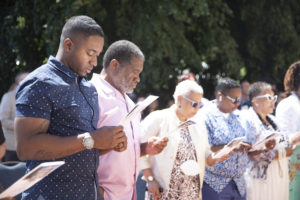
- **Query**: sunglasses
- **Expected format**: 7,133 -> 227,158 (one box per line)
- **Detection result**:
222,93 -> 241,104
182,96 -> 204,108
256,94 -> 277,102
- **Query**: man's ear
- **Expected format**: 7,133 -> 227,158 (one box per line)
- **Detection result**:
109,59 -> 120,72
63,38 -> 73,52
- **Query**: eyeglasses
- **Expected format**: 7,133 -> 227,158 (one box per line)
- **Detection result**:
182,96 -> 204,108
256,94 -> 277,102
222,93 -> 241,104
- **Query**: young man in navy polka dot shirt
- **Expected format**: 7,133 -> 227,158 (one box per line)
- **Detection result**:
15,15 -> 127,200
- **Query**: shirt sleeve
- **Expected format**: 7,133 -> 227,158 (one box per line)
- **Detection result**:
204,115 -> 215,146
0,92 -> 14,130
202,124 -> 213,167
276,101 -> 296,132
15,79 -> 52,120
139,110 -> 163,170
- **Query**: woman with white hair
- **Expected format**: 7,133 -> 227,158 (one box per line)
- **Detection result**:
140,80 -> 229,200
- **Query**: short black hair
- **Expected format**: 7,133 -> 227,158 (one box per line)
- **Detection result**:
103,40 -> 144,68
248,81 -> 272,100
60,15 -> 104,44
216,77 -> 240,95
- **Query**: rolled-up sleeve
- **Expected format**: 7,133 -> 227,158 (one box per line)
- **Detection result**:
140,111 -> 162,170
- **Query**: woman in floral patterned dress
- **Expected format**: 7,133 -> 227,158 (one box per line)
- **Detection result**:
140,80 -> 230,200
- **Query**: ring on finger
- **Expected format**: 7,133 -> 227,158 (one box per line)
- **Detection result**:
117,142 -> 124,148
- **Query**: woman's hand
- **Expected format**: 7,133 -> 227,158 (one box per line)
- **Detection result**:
147,180 -> 162,200
264,138 -> 276,151
286,146 -> 295,157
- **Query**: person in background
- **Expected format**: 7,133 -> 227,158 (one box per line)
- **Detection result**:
238,79 -> 251,110
0,71 -> 29,161
15,15 -> 127,200
245,82 -> 294,200
90,40 -> 168,200
140,80 -> 231,200
276,61 -> 300,200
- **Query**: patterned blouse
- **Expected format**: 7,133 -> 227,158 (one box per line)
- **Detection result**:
203,104 -> 255,197
245,108 -> 289,179
147,126 -> 200,200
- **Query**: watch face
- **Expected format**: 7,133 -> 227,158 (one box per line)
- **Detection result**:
84,136 -> 94,149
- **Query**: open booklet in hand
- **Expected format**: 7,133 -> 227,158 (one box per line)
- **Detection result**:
212,136 -> 246,160
0,161 -> 65,199
250,131 -> 279,152
120,95 -> 159,126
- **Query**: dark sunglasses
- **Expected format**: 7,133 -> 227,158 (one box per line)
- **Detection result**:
183,96 -> 204,108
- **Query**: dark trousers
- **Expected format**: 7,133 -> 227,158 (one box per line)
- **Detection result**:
202,180 -> 246,200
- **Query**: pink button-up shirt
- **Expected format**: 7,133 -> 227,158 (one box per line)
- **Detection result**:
90,74 -> 141,200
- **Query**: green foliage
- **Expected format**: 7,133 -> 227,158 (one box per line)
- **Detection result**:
1,0 -> 300,105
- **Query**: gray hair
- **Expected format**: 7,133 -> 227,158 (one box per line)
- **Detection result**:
173,80 -> 203,103
248,81 -> 272,100
103,40 -> 144,68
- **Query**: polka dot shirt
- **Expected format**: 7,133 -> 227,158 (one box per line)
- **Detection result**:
16,56 -> 100,200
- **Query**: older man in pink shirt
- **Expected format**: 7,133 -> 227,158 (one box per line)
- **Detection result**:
91,40 -> 168,200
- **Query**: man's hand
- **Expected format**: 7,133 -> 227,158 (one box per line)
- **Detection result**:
145,136 -> 168,156
92,126 -> 127,151
113,140 -> 128,152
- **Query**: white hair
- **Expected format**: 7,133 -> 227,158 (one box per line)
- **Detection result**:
173,80 -> 204,103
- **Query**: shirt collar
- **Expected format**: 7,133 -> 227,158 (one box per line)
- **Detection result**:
169,104 -> 181,124
48,56 -> 78,79
92,73 -> 127,100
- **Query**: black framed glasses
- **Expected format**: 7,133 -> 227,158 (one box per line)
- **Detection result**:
183,96 -> 204,108
256,94 -> 277,102
223,94 -> 241,104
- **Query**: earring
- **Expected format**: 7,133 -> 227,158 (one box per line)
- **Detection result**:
178,104 -> 182,108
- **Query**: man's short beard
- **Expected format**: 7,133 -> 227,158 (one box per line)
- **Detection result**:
118,78 -> 134,94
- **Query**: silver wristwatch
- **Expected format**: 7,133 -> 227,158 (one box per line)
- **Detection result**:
82,132 -> 94,150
